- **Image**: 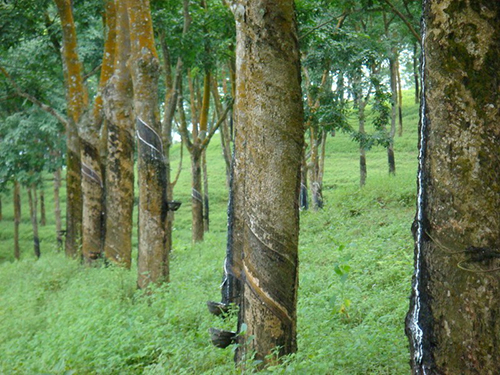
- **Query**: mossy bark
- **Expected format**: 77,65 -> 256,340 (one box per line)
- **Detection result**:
406,1 -> 500,373
233,0 -> 303,364
127,0 -> 169,288
102,0 -> 134,268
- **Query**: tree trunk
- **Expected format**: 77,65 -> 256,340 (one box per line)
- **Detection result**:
80,0 -> 117,265
413,42 -> 420,104
128,0 -> 169,288
212,76 -> 232,188
54,0 -> 89,258
388,52 -> 397,175
27,187 -> 40,259
80,126 -> 105,264
39,188 -> 46,226
396,56 -> 403,137
359,100 -> 367,187
233,0 -> 303,364
202,149 -> 210,233
103,0 -> 134,268
300,146 -> 309,210
53,169 -> 62,249
191,149 -> 204,242
13,181 -> 21,260
406,2 -> 500,373
65,126 -> 83,257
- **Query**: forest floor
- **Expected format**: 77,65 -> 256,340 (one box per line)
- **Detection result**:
0,91 -> 419,374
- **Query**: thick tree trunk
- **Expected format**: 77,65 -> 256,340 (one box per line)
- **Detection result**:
81,0 -> 116,265
39,189 -> 46,226
53,169 -> 62,249
233,0 -> 303,364
13,181 -> 21,260
65,126 -> 83,257
103,0 -> 134,268
128,0 -> 168,288
27,187 -> 40,259
81,128 -> 105,264
191,149 -> 204,242
54,0 -> 88,258
406,2 -> 500,374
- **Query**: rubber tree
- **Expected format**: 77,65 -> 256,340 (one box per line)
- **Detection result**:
406,1 -> 500,373
102,0 -> 135,268
231,0 -> 303,364
80,0 -> 117,264
127,0 -> 169,288
54,0 -> 88,258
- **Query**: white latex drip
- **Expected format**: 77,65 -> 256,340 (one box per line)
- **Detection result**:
409,3 -> 428,374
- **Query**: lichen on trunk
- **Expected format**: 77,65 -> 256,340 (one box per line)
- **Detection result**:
406,1 -> 500,373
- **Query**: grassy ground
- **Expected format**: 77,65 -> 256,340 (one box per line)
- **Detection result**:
0,91 -> 419,374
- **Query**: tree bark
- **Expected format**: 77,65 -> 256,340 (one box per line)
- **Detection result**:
359,99 -> 367,187
54,0 -> 88,258
13,181 -> 21,260
413,42 -> 420,104
190,149 -> 204,242
128,0 -> 169,288
212,75 -> 232,188
27,187 -> 40,259
396,56 -> 403,137
388,51 -> 397,175
103,0 -> 134,268
202,149 -> 210,233
233,0 -> 303,364
81,0 -> 116,265
300,146 -> 309,210
53,169 -> 63,249
406,2 -> 500,373
39,188 -> 46,226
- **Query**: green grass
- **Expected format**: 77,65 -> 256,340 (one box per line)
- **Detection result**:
0,90 -> 419,374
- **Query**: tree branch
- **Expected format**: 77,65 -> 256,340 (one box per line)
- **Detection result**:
177,93 -> 193,151
171,138 -> 184,188
0,65 -> 68,128
383,0 -> 421,44
83,63 -> 102,82
300,11 -> 349,40
201,99 -> 233,150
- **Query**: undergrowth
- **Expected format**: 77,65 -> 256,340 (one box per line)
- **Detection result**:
0,91 -> 418,374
